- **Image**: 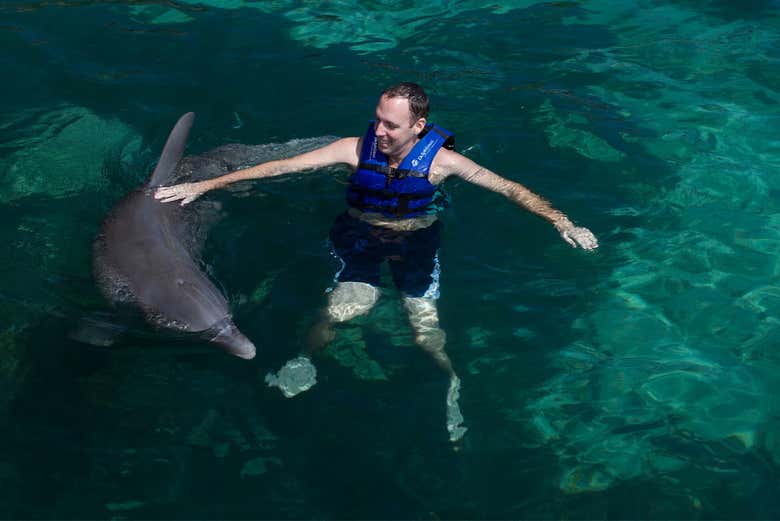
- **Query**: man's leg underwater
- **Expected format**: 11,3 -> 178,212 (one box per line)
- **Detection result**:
265,281 -> 380,397
401,296 -> 454,375
402,296 -> 467,442
308,281 -> 381,354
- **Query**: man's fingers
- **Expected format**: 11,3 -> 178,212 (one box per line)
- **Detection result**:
154,187 -> 173,199
155,184 -> 204,205
574,229 -> 599,250
562,227 -> 599,250
155,183 -> 195,201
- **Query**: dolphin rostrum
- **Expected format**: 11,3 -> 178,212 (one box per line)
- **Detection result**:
92,112 -> 256,359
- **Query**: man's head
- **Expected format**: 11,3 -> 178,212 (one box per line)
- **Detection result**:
382,82 -> 429,123
374,82 -> 429,160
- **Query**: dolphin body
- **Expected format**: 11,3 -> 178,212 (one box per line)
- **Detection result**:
92,112 -> 256,359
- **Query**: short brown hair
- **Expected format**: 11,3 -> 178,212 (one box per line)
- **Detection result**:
381,82 -> 429,123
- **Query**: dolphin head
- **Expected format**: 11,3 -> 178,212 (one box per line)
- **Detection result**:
206,316 -> 256,360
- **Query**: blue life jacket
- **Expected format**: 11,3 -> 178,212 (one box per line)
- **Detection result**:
346,121 -> 455,218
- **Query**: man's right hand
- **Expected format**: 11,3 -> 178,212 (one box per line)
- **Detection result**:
154,181 -> 210,205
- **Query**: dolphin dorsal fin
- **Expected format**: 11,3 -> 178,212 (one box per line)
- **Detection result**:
149,112 -> 195,187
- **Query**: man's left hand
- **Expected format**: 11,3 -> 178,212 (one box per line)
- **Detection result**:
561,226 -> 599,250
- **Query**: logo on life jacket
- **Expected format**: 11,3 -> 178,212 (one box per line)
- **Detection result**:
413,140 -> 436,167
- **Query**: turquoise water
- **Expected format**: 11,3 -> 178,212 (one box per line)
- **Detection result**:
2,0 -> 780,518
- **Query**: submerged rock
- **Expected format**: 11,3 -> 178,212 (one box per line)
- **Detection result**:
0,327 -> 30,416
534,99 -> 626,162
106,500 -> 145,512
240,456 -> 282,478
0,106 -> 141,202
326,327 -> 388,381
559,464 -> 614,494
125,1 -> 539,53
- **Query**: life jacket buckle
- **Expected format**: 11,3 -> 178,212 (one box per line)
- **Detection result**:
394,168 -> 409,180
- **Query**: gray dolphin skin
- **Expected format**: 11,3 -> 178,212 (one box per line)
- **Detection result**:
92,112 -> 256,359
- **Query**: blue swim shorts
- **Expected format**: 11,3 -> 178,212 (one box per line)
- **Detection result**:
329,212 -> 442,299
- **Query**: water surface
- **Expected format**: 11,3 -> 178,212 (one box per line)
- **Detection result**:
1,1 -> 780,518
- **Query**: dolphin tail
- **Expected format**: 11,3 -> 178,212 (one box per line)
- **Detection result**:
149,112 -> 195,187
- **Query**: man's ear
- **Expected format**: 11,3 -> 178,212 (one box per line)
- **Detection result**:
413,117 -> 427,134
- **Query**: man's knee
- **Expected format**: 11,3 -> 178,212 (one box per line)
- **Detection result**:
402,296 -> 445,348
416,327 -> 447,351
326,281 -> 380,323
402,296 -> 440,329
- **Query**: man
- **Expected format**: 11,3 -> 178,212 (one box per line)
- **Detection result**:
155,83 -> 598,441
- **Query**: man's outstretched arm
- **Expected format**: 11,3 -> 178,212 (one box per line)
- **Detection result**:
435,150 -> 598,250
155,137 -> 360,205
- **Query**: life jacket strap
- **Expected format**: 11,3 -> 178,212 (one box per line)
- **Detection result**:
348,184 -> 435,201
356,162 -> 427,179
419,125 -> 456,150
354,197 -> 433,217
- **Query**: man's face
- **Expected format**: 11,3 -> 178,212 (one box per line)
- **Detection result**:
374,95 -> 426,160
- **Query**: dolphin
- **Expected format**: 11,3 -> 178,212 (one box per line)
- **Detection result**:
92,112 -> 256,359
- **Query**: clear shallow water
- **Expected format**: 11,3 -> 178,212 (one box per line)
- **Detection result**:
2,0 -> 780,518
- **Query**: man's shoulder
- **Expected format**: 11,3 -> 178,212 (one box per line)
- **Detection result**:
325,136 -> 361,155
339,136 -> 361,149
432,147 -> 466,170
328,136 -> 361,167
346,136 -> 361,157
430,148 -> 465,183
330,136 -> 360,146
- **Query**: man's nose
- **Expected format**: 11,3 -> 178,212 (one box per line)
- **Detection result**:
374,121 -> 386,136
